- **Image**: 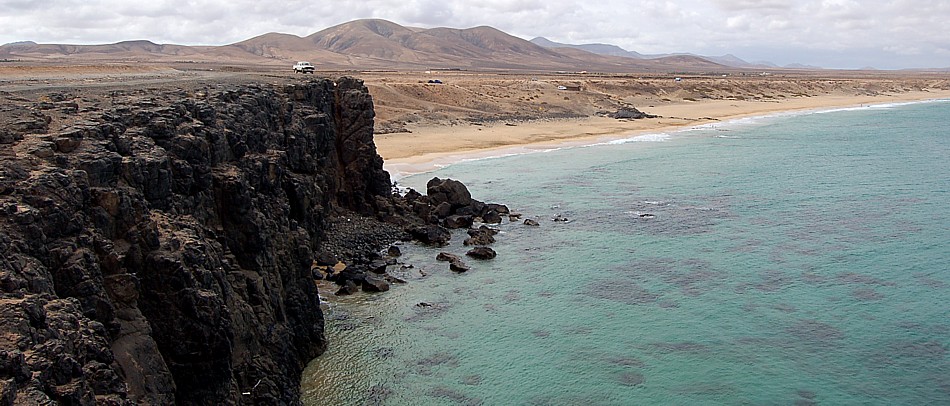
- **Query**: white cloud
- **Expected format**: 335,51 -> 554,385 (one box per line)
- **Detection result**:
713,0 -> 791,11
726,15 -> 750,30
0,0 -> 948,68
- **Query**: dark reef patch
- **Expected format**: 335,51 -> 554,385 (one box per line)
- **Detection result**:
605,355 -> 645,368
851,288 -> 885,301
618,372 -> 645,386
584,278 -> 659,305
786,319 -> 845,347
427,386 -> 483,406
648,342 -> 711,354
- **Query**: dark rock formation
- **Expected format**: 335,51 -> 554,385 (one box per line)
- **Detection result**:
481,210 -> 503,224
606,107 -> 657,119
426,177 -> 473,210
0,76 -> 517,404
421,177 -> 509,229
436,252 -> 462,263
466,247 -> 497,260
368,259 -> 389,274
436,252 -> 469,273
464,226 -> 497,246
449,261 -> 471,273
361,275 -> 390,292
443,214 -> 473,229
552,214 -> 570,222
408,224 -> 451,246
0,78 -> 415,404
335,281 -> 360,296
328,266 -> 367,287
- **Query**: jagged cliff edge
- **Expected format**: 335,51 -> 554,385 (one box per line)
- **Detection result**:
0,77 -> 406,404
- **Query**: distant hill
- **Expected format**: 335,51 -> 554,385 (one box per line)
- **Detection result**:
1,19 -> 744,72
529,37 -> 645,58
703,54 -> 757,68
529,36 -> 797,69
785,63 -> 824,70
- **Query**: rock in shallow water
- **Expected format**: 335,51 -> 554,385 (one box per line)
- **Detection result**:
449,260 -> 471,273
409,224 -> 452,246
466,247 -> 497,260
362,275 -> 391,292
336,280 -> 360,296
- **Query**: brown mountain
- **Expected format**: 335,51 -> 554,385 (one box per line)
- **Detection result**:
307,19 -> 425,60
302,19 -> 586,70
1,19 -> 727,72
229,32 -> 352,65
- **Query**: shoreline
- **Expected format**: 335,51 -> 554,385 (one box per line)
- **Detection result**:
378,90 -> 950,180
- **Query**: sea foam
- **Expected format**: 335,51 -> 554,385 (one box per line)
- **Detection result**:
592,132 -> 672,146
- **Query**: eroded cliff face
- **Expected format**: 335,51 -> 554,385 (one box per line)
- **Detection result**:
0,77 -> 396,404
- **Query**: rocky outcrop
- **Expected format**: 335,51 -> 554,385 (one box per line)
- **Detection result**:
464,226 -> 497,246
435,252 -> 469,273
0,78 -> 406,404
606,107 -> 657,120
466,247 -> 497,260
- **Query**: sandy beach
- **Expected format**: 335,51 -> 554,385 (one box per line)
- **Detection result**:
377,88 -> 950,178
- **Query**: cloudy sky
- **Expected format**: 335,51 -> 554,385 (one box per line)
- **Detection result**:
1,0 -> 948,69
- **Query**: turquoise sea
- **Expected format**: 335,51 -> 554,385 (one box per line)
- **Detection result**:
301,100 -> 950,405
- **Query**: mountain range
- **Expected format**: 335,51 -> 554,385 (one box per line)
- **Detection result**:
0,19 -> 795,72
528,37 -> 821,69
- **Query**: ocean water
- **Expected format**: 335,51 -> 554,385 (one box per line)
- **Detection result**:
301,100 -> 950,405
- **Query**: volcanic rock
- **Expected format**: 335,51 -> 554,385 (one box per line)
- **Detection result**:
336,280 -> 360,296
482,210 -> 503,224
436,252 -> 462,263
362,275 -> 391,292
368,259 -> 389,274
0,77 -> 411,404
0,76 -> 511,404
409,224 -> 451,246
436,252 -> 469,272
449,260 -> 471,273
466,247 -> 497,260
483,203 -> 510,215
426,177 -> 473,210
444,214 -> 474,229
464,226 -> 497,246
608,107 -> 657,119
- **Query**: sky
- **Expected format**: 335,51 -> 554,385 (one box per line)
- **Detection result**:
1,0 -> 948,69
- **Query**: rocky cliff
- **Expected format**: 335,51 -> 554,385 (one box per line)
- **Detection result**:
0,77 -> 402,404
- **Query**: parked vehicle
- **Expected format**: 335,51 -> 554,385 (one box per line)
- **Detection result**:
293,61 -> 315,74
